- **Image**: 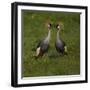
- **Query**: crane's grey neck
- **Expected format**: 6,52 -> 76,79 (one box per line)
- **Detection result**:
57,29 -> 60,40
44,30 -> 51,43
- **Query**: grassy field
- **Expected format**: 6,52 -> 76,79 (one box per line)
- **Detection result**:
22,10 -> 80,77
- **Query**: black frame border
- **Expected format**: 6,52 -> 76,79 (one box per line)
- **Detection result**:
11,2 -> 88,87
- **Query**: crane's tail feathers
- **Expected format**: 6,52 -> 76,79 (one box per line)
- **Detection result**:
36,47 -> 40,57
31,47 -> 41,59
64,46 -> 68,55
32,47 -> 40,59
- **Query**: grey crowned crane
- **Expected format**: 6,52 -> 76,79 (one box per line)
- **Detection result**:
35,23 -> 52,58
55,23 -> 67,55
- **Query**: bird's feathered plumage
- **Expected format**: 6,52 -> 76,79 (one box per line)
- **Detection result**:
55,24 -> 67,54
35,23 -> 51,58
36,40 -> 49,56
55,39 -> 66,54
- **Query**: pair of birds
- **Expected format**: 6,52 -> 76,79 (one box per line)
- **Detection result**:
35,22 -> 67,58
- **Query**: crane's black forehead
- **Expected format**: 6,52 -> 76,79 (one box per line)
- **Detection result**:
48,23 -> 61,28
49,23 -> 52,26
56,24 -> 59,27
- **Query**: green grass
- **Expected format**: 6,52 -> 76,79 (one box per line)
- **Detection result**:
22,10 -> 80,77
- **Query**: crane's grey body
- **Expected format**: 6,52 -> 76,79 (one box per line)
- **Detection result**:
55,24 -> 67,54
37,39 -> 49,54
55,39 -> 65,54
36,26 -> 51,57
